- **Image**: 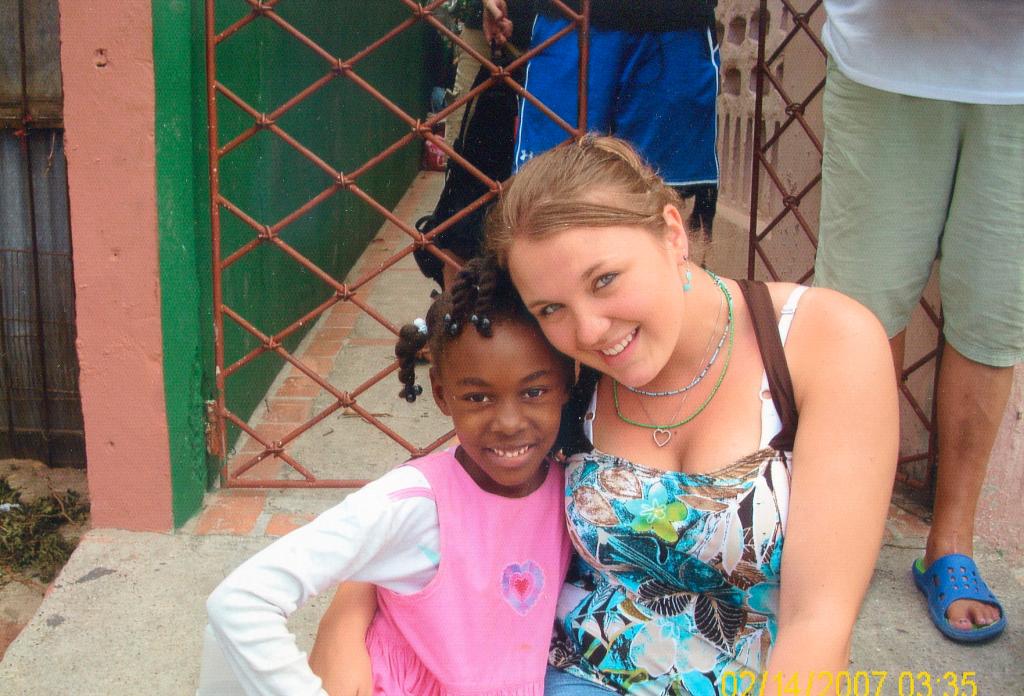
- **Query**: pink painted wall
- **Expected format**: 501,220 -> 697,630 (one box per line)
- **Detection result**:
59,0 -> 172,530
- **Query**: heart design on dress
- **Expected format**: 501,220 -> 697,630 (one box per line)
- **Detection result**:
501,560 -> 545,615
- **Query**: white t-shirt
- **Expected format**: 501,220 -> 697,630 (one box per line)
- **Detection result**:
200,466 -> 441,696
822,0 -> 1024,104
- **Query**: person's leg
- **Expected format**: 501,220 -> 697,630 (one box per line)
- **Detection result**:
811,63 -> 1015,636
445,27 -> 491,149
676,183 -> 718,241
927,99 -> 1024,630
815,61 -> 957,337
927,349 -> 1014,629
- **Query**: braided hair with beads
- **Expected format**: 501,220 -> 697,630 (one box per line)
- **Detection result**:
394,256 -> 552,403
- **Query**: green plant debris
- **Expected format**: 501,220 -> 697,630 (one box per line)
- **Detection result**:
0,478 -> 89,584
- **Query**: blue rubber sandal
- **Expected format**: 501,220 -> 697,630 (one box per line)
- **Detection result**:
912,554 -> 1006,643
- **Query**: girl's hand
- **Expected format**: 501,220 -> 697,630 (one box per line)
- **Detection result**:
309,582 -> 378,695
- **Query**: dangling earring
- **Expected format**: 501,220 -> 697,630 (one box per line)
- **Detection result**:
682,259 -> 693,293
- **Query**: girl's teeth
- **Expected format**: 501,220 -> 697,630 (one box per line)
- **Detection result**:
602,330 -> 636,356
493,446 -> 529,458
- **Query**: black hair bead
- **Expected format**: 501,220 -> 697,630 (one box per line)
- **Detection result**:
401,384 -> 423,402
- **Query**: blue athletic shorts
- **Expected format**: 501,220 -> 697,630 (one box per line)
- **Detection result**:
515,15 -> 720,187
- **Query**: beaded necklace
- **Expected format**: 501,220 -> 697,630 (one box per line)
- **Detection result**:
623,280 -> 728,397
612,272 -> 734,446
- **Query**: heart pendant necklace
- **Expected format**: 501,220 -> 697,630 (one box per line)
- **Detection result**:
653,429 -> 673,448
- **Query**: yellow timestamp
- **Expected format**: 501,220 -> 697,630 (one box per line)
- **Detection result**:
721,670 -> 979,696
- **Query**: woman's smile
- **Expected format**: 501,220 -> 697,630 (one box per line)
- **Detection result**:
599,327 -> 637,357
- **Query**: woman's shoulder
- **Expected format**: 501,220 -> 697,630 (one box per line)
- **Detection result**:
761,282 -> 885,342
761,283 -> 891,398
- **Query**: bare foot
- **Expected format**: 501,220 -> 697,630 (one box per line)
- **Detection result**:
923,552 -> 1003,631
943,597 -> 1002,631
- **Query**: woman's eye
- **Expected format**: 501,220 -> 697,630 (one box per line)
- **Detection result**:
538,303 -> 563,318
523,387 -> 547,399
594,272 -> 617,290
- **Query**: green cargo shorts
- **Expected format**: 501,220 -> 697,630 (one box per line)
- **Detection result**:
815,61 -> 1024,367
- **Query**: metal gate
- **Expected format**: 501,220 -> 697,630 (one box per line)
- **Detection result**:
748,0 -> 939,491
205,0 -> 591,487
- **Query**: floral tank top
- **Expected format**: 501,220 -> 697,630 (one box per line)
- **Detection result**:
550,284 -> 806,695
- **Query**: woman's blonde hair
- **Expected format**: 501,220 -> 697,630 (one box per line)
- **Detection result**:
485,134 -> 682,265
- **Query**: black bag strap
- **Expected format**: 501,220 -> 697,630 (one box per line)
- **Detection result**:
737,280 -> 798,451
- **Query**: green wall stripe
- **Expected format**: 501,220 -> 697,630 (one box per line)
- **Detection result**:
152,0 -> 214,527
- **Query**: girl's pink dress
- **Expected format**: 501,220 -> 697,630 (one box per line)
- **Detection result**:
366,449 -> 570,695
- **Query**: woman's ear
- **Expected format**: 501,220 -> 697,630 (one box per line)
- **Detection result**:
429,366 -> 453,416
661,204 -> 689,264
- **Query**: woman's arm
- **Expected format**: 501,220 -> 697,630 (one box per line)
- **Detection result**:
764,288 -> 898,689
309,582 -> 378,696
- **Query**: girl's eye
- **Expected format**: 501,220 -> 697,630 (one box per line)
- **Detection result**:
594,272 -> 617,290
538,303 -> 563,318
523,387 -> 547,399
465,393 -> 492,404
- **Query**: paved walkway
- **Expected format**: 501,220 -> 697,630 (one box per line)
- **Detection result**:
2,173 -> 1022,694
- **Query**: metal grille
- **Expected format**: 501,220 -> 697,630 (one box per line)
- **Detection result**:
0,0 -> 85,468
748,0 -> 939,490
206,0 -> 591,487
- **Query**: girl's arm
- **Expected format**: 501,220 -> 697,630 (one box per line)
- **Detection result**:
309,582 -> 377,696
206,468 -> 438,696
764,288 -> 898,690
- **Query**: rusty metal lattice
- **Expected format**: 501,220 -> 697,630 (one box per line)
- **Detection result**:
748,0 -> 939,490
205,0 -> 590,487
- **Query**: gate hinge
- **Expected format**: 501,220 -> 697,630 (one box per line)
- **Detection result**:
205,400 -> 226,458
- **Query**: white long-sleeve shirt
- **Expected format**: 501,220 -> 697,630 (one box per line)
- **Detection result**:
201,466 -> 442,696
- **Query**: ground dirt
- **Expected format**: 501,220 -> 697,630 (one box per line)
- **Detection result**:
0,459 -> 89,660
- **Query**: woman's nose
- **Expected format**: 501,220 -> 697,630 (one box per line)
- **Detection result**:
573,312 -> 611,348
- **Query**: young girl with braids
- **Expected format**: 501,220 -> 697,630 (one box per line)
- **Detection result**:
205,257 -> 573,696
314,135 -> 899,695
